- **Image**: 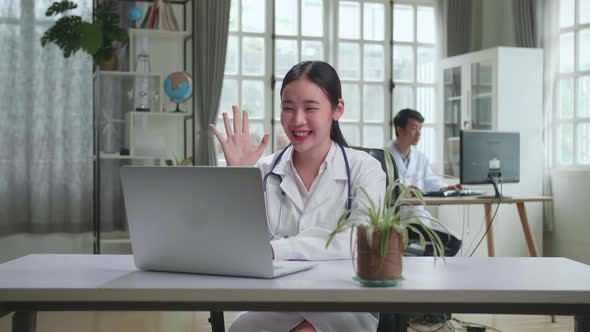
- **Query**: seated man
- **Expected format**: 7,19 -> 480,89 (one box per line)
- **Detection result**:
386,108 -> 462,256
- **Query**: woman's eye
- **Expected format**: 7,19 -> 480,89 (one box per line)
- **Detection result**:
305,108 -> 318,112
282,108 -> 294,112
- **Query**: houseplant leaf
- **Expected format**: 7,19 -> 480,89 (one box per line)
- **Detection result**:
80,22 -> 102,55
45,0 -> 77,16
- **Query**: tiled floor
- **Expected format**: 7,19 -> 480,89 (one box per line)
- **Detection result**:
0,312 -> 576,332
413,314 -> 574,332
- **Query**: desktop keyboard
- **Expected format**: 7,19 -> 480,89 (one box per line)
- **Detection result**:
423,189 -> 484,197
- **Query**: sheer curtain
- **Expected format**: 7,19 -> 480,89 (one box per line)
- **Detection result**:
0,0 -> 93,235
542,0 -> 559,232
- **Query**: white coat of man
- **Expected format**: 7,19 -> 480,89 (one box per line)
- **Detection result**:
386,108 -> 462,241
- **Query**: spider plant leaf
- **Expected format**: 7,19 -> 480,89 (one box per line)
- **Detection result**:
366,227 -> 373,250
380,226 -> 391,262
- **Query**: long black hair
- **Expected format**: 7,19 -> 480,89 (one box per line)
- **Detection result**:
280,61 -> 348,147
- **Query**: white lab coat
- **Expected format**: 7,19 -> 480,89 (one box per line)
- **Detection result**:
228,141 -> 385,332
386,140 -> 460,239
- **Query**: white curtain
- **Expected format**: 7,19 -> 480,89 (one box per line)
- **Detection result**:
542,0 -> 559,232
0,0 -> 93,235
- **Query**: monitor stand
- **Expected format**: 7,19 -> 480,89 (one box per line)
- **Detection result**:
476,174 -> 511,199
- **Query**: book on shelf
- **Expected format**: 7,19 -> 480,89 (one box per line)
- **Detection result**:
146,0 -> 159,29
159,2 -> 180,31
139,0 -> 179,31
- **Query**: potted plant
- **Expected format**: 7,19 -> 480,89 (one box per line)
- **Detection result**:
165,156 -> 193,166
40,0 -> 127,70
326,150 -> 448,287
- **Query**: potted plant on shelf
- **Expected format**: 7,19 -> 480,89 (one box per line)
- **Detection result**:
326,150 -> 448,287
165,156 -> 193,166
40,0 -> 127,70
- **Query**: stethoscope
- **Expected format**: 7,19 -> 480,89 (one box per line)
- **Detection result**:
262,143 -> 352,239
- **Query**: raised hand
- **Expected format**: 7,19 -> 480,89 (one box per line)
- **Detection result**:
210,105 -> 270,166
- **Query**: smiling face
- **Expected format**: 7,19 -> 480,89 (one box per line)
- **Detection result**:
280,78 -> 344,155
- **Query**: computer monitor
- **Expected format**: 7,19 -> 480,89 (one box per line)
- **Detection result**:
460,130 -> 520,198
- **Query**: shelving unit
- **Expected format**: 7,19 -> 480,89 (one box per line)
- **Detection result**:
92,0 -> 193,254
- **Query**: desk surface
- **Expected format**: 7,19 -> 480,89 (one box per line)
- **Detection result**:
401,196 -> 552,205
0,254 -> 588,314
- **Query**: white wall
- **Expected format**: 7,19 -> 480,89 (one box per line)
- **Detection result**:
545,170 -> 590,264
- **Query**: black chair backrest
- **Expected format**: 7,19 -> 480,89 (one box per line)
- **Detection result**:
350,146 -> 400,206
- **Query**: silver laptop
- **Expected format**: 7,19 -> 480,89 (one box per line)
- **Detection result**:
120,166 -> 316,278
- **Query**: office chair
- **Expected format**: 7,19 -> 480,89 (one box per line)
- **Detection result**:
349,147 -> 410,332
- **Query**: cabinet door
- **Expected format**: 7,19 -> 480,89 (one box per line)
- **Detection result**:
470,61 -> 494,130
443,66 -> 462,177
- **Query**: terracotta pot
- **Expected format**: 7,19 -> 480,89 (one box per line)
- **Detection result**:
97,54 -> 118,71
356,226 -> 404,281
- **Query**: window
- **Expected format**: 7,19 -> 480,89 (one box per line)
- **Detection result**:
336,1 -> 388,148
273,0 -> 327,150
218,0 -> 439,162
392,1 -> 438,161
216,0 -> 272,165
555,0 -> 590,166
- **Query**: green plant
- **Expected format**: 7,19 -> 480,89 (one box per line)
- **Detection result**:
40,0 -> 127,63
165,156 -> 193,166
326,150 -> 449,260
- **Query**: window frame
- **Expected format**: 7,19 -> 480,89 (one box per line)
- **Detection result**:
391,0 -> 439,162
554,0 -> 590,167
271,0 -> 330,150
333,0 -> 391,148
218,0 -> 440,161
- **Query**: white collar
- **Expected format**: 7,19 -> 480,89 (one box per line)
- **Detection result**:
272,141 -> 348,180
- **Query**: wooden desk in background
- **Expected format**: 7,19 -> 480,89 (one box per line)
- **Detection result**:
400,196 -> 553,257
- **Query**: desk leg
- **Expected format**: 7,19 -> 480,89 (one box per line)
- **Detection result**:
377,313 -> 408,332
385,314 -> 407,332
396,314 -> 408,332
516,203 -> 539,257
12,312 -> 36,332
575,315 -> 590,332
208,311 -> 225,332
485,203 -> 495,257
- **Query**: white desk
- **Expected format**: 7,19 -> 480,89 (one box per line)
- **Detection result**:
1,254 -> 589,332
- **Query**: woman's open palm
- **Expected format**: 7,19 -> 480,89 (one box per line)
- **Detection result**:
210,106 -> 270,166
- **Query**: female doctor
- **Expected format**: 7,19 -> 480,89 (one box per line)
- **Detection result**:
210,61 -> 385,332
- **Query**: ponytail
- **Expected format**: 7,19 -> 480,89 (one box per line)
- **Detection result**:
330,120 -> 348,147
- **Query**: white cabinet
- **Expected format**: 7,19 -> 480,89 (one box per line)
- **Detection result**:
440,47 -> 543,178
437,47 -> 545,257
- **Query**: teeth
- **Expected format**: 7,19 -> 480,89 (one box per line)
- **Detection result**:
293,131 -> 311,137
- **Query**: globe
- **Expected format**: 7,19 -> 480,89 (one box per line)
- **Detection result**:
128,6 -> 142,22
163,72 -> 193,112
